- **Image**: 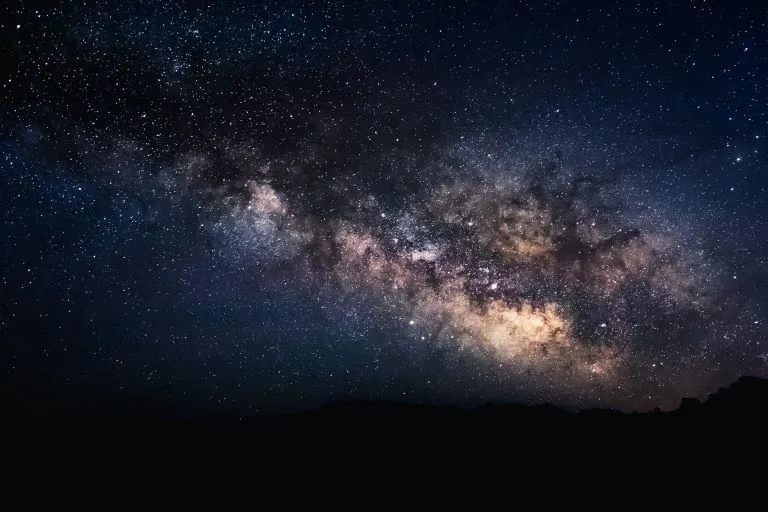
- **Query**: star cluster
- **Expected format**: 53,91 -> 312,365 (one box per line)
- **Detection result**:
1,1 -> 767,413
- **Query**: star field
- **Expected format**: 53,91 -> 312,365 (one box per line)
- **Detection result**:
1,0 -> 767,414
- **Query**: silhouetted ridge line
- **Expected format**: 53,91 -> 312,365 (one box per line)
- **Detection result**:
3,376 -> 767,428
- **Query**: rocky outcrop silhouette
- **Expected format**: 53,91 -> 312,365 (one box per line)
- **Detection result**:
4,376 -> 767,495
4,375 -> 767,428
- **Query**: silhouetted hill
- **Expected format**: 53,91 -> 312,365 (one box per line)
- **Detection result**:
4,376 -> 767,498
699,375 -> 768,414
4,375 -> 767,429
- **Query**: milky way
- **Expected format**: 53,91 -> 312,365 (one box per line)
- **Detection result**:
2,1 -> 767,414
204,138 -> 742,409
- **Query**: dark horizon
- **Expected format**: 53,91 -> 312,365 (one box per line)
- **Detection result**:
5,375 -> 767,426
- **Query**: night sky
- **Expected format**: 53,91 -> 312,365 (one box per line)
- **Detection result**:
2,0 -> 767,416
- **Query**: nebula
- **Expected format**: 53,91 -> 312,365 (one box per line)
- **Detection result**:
195,140 -> 734,408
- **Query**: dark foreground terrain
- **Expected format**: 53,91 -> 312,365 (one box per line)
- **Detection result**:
4,376 -> 768,500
